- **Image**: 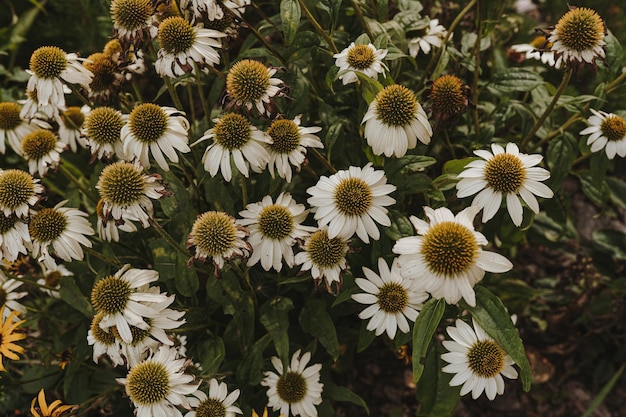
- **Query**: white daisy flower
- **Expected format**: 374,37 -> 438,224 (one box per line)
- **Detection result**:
237,192 -> 314,272
580,109 -> 626,159
265,115 -> 323,183
25,46 -> 93,114
96,198 -> 139,242
306,163 -> 396,243
362,84 -> 432,157
117,345 -> 199,417
20,129 -> 65,177
155,16 -> 225,78
408,18 -> 448,57
56,106 -> 89,153
261,349 -> 323,417
0,213 -> 30,262
196,113 -> 272,182
294,228 -> 348,294
455,142 -> 554,226
0,272 -> 28,320
186,379 -> 242,417
548,6 -> 606,67
510,37 -> 562,68
96,160 -> 168,228
352,257 -> 428,339
226,59 -> 283,116
36,261 -> 73,298
28,200 -> 94,270
90,264 -> 169,344
83,106 -> 127,161
392,206 -> 513,307
111,0 -> 159,48
0,169 -> 44,218
0,102 -> 50,155
88,312 -> 125,367
333,42 -> 388,85
188,211 -> 250,270
441,318 -> 518,400
122,103 -> 191,172
19,89 -> 63,120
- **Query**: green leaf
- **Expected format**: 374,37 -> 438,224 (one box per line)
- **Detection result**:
356,72 -> 384,104
606,176 -> 626,209
416,342 -> 461,417
219,270 -> 256,350
324,381 -> 370,414
490,68 -> 545,92
462,286 -> 532,391
357,320 -> 377,352
577,172 -> 610,206
385,155 -> 437,177
412,298 -> 445,384
260,296 -> 294,368
592,229 -> 626,260
604,31 -> 623,76
546,133 -> 576,187
59,276 -> 93,317
383,209 -> 415,240
197,337 -> 226,375
299,299 -> 340,360
236,334 -> 272,386
280,0 -> 301,45
581,364 -> 625,417
442,157 -> 476,175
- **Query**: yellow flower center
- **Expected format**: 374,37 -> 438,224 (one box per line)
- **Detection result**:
258,204 -> 294,240
375,84 -> 418,127
0,213 -> 18,234
0,102 -> 22,131
267,119 -> 300,154
306,229 -> 347,268
205,7 -> 234,33
555,7 -> 605,52
377,282 -> 408,313
158,16 -> 196,54
530,35 -> 549,49
467,340 -> 505,378
29,208 -> 68,243
600,114 -> 626,142
84,53 -> 118,93
61,106 -> 85,130
90,313 -> 117,346
421,221 -> 478,277
0,170 -> 37,212
127,361 -> 170,405
29,46 -> 67,79
191,211 -> 237,256
276,371 -> 307,404
429,75 -> 466,117
333,177 -> 372,216
227,59 -> 271,104
91,275 -> 132,314
484,153 -> 526,194
21,129 -> 58,160
129,103 -> 168,144
84,107 -> 125,145
213,113 -> 251,150
346,44 -> 376,70
111,0 -> 153,31
195,398 -> 227,417
98,162 -> 145,206
103,39 -> 124,58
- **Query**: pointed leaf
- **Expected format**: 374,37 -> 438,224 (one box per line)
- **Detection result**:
412,298 -> 445,383
299,299 -> 340,360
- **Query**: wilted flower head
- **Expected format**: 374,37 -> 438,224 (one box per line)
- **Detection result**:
427,74 -> 469,123
56,106 -> 89,152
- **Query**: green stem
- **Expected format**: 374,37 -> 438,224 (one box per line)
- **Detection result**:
58,163 -> 98,203
572,152 -> 592,167
443,128 -> 457,158
520,68 -> 573,151
193,62 -> 211,121
241,16 -> 288,66
350,0 -> 375,43
529,113 -> 582,152
163,76 -> 184,110
309,147 -> 337,173
84,246 -> 123,267
472,0 -> 482,141
67,83 -> 92,108
148,216 -> 189,257
298,0 -> 338,54
606,69 -> 626,93
240,175 -> 248,207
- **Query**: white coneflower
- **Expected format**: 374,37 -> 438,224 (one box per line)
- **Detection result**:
226,59 -> 283,116
441,318 -> 518,400
362,84 -> 432,157
19,88 -> 64,120
510,36 -> 562,68
187,211 -> 250,270
0,213 -> 30,262
96,198 -> 138,242
580,109 -> 626,159
36,261 -> 73,298
408,18 -> 448,57
96,160 -> 168,228
90,264 -> 168,344
155,16 -> 225,78
180,0 -> 249,23
306,163 -> 396,243
0,169 -> 44,218
186,379 -> 242,417
20,129 -> 65,177
548,6 -> 606,68
117,345 -> 199,417
237,192 -> 314,272
110,0 -> 158,48
392,206 -> 513,307
333,42 -> 388,85
83,106 -> 127,161
122,103 -> 191,171
0,102 -> 50,155
261,350 -> 323,417
88,312 -> 125,367
0,273 -> 28,320
265,116 -> 323,183
28,200 -> 94,269
196,113 -> 272,182
351,257 -> 427,339
56,106 -> 89,152
25,46 -> 93,114
294,228 -> 348,294
455,142 -> 554,226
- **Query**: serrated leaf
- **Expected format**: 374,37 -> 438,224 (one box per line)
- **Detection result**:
412,298 -> 445,383
490,68 -> 545,92
299,299 -> 340,360
462,286 -> 532,391
260,296 -> 294,368
280,0 -> 301,45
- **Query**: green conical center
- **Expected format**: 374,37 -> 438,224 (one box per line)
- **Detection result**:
377,282 -> 408,313
346,44 -> 376,70
306,229 -> 346,268
192,211 -> 237,255
600,115 -> 626,142
90,313 -> 117,345
213,113 -> 251,150
61,107 -> 85,130
85,107 -> 124,145
91,275 -> 132,314
127,361 -> 170,405
0,170 -> 36,212
227,59 -> 271,104
556,7 -> 605,51
0,213 -> 18,234
195,398 -> 227,417
0,103 -> 22,131
430,75 -> 466,116
29,208 -> 67,243
258,204 -> 293,240
84,53 -> 117,93
111,0 -> 153,31
276,371 -> 307,404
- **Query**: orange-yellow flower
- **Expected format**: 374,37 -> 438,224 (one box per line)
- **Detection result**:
0,305 -> 26,372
